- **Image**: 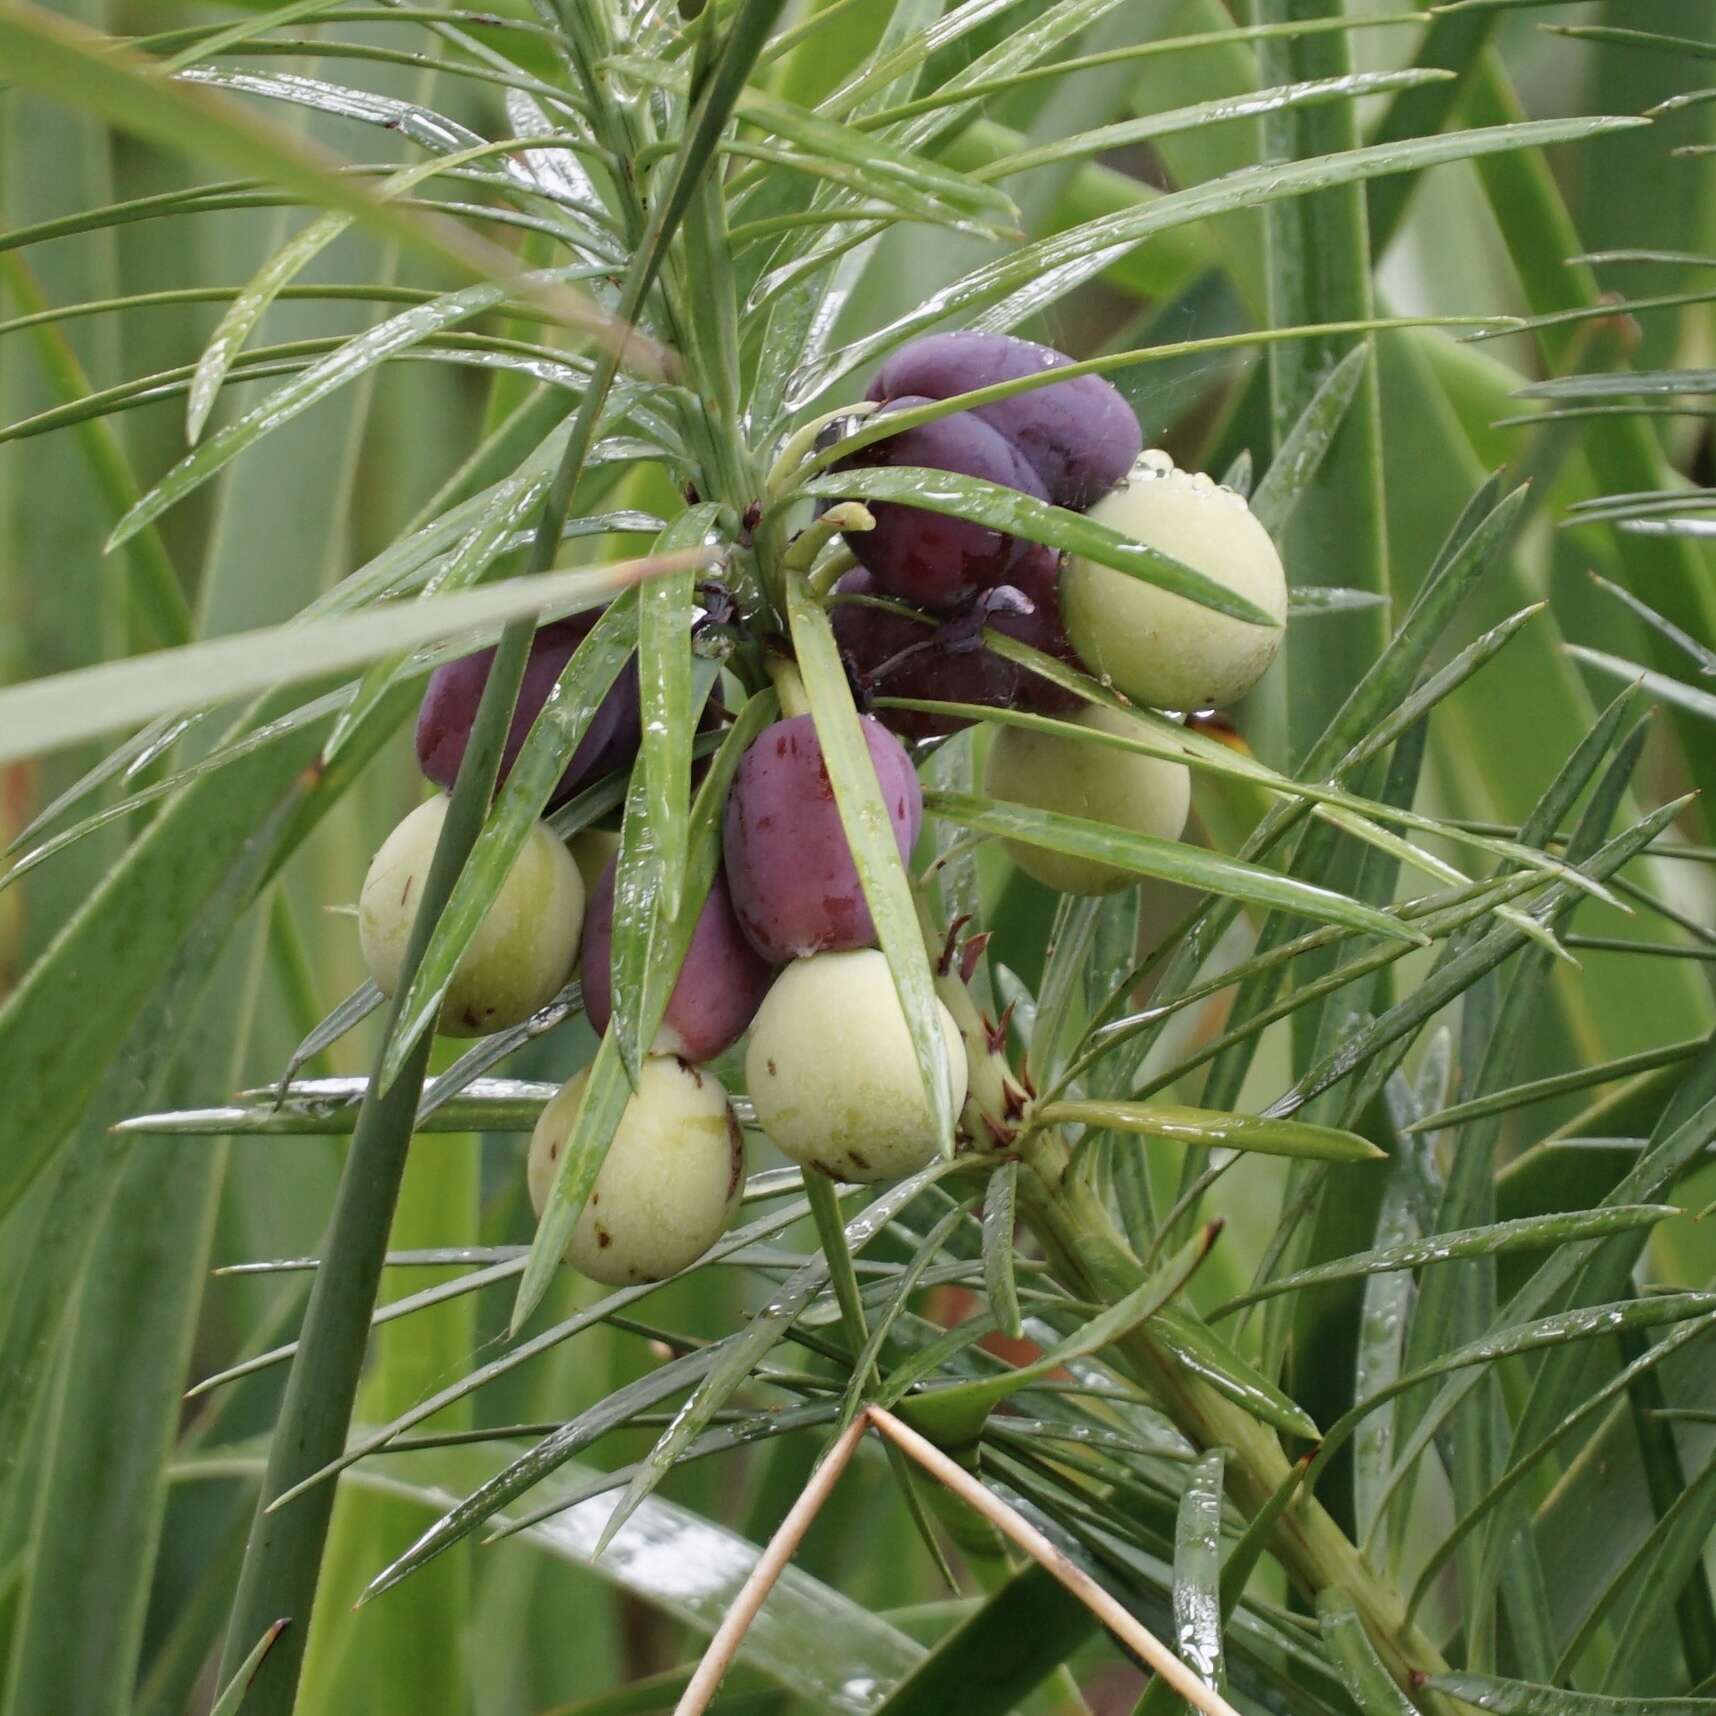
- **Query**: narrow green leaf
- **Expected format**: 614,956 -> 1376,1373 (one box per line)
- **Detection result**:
1567,646 -> 1716,727
926,791 -> 1423,945
1039,1101 -> 1385,1165
636,508 -> 718,925
0,4 -> 633,357
1269,797 -> 1690,1120
204,1442 -> 925,1712
839,1203 -> 970,1431
375,1157 -> 966,1595
1152,1306 -> 1320,1442
1250,344 -> 1370,537
872,1562 -> 1096,1716
1409,1039 -> 1711,1132
208,1620 -> 293,1716
265,1194 -> 817,1515
1212,1206 -> 1677,1318
787,572 -> 955,1154
787,114 -> 1646,404
978,68 -> 1450,184
513,693 -> 776,1333
1309,1292 -> 1716,1503
591,1157 -> 970,1557
1433,1672 -> 1716,1716
381,593 -> 639,1086
608,54 -> 1020,234
117,1076 -> 555,1136
1317,1588 -> 1417,1716
609,679 -> 763,1091
1172,1451 -> 1227,1699
0,557 -> 668,770
184,137 -> 568,443
800,466 -> 1279,627
982,1162 -> 1022,1341
902,1221 -> 1219,1449
117,261 -> 604,544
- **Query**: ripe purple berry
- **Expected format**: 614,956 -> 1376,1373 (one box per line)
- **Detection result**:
723,713 -> 922,963
867,330 -> 1141,512
415,614 -> 640,809
834,396 -> 1048,610
580,859 -> 778,1063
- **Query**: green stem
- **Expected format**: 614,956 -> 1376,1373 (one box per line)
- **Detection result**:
215,625 -> 534,1715
1014,1125 -> 1452,1707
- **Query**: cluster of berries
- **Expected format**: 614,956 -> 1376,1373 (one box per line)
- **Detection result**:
355,331 -> 1287,1286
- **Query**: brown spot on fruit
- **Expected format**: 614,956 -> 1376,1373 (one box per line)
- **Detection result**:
766,1058 -> 777,1077
726,1111 -> 745,1199
400,875 -> 413,907
848,1150 -> 870,1173
596,1228 -> 612,1249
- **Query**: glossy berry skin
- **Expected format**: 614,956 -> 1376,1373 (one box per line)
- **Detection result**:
580,858 -> 777,1063
984,701 -> 1190,896
358,795 -> 584,1035
415,613 -> 640,809
1061,454 -> 1287,711
745,949 -> 968,1184
723,713 -> 922,963
834,395 -> 1048,609
867,331 -> 1141,511
528,1056 -> 743,1285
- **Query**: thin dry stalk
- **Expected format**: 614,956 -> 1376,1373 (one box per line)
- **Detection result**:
672,1413 -> 869,1716
866,1405 -> 1243,1716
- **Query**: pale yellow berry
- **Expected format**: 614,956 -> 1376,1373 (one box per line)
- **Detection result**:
985,702 -> 1190,896
527,1056 -> 744,1286
745,949 -> 967,1184
358,795 -> 584,1037
1062,452 -> 1286,711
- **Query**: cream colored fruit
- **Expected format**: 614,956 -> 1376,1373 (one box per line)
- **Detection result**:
527,1056 -> 744,1285
745,949 -> 968,1184
358,795 -> 584,1037
568,825 -> 621,900
1062,451 -> 1287,711
984,701 -> 1190,895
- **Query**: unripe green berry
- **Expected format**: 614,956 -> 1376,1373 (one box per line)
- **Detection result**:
1062,451 -> 1286,711
568,826 -> 621,902
984,702 -> 1190,896
358,795 -> 584,1037
527,1056 -> 744,1286
745,949 -> 968,1184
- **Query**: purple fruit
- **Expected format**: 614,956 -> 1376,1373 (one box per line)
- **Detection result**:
835,396 -> 1049,610
867,331 -> 1141,512
581,859 -> 777,1064
415,613 -> 640,809
830,569 -> 1021,740
1000,543 -> 1081,714
723,714 -> 922,962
